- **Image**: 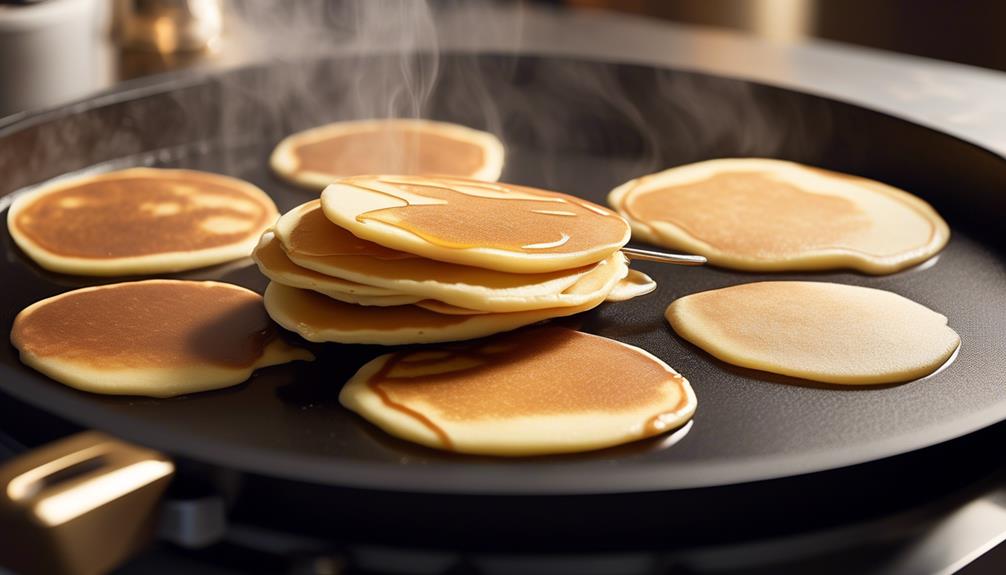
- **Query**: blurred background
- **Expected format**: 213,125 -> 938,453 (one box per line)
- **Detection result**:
1,0 -> 1004,119
562,0 -> 1006,72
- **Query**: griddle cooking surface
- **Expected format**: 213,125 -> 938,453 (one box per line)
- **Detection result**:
1,55 -> 1005,494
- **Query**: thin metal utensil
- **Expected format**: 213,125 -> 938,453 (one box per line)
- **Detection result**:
621,247 -> 707,266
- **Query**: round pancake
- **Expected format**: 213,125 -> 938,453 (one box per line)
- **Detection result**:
270,118 -> 504,190
10,280 -> 313,397
253,232 -> 422,306
605,269 -> 657,302
276,201 -> 623,312
608,158 -> 949,274
666,281 -> 961,385
321,175 -> 631,273
339,326 -> 696,456
264,279 -> 610,345
8,168 -> 279,276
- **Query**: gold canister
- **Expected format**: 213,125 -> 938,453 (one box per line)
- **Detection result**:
114,0 -> 223,53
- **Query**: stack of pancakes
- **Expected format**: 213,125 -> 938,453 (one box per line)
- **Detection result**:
254,175 -> 635,345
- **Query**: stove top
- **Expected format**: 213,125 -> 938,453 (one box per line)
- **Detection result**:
3,420 -> 1005,575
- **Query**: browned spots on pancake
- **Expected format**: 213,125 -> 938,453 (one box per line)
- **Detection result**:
354,179 -> 629,254
11,281 -> 275,369
624,171 -> 873,258
274,286 -> 470,331
14,172 -> 274,259
366,328 -> 687,440
294,126 -> 485,177
286,202 -> 410,260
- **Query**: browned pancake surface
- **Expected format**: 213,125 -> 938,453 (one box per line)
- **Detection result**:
11,281 -> 275,369
624,171 -> 874,258
354,177 -> 629,255
370,327 -> 688,422
295,128 -> 485,176
13,172 -> 274,259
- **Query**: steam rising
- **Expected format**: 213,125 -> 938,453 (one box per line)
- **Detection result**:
0,0 -> 834,207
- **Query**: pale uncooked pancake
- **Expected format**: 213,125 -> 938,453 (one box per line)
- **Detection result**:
8,168 -> 279,276
321,175 -> 631,273
10,280 -> 313,397
340,326 -> 696,456
605,269 -> 657,302
666,281 -> 960,385
253,232 -> 422,306
264,278 -> 611,345
276,201 -> 622,312
270,119 -> 504,190
609,159 -> 949,274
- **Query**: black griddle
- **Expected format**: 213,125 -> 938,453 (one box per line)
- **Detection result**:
1,54 -> 1005,549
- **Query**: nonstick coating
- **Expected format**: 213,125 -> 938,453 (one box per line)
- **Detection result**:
1,54 -> 1005,495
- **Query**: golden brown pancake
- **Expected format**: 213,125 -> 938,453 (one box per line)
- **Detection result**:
253,232 -> 422,305
321,175 -> 631,273
608,159 -> 949,274
8,168 -> 279,276
274,200 -> 622,312
666,281 -> 960,385
263,274 -> 612,345
340,326 -> 696,455
270,119 -> 505,190
10,280 -> 312,397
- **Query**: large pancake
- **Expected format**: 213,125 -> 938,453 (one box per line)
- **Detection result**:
666,281 -> 961,385
270,118 -> 505,190
10,280 -> 313,397
608,158 -> 949,274
263,275 -> 613,345
339,326 -> 696,456
8,168 -> 279,276
275,201 -> 623,312
320,175 -> 631,273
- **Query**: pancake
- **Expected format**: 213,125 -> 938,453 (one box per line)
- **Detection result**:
264,278 -> 612,345
270,118 -> 504,190
340,326 -> 696,456
321,175 -> 631,273
8,168 -> 279,276
609,158 -> 949,274
666,281 -> 960,385
412,300 -> 488,315
605,269 -> 657,302
275,201 -> 622,312
10,280 -> 313,397
253,232 -> 422,306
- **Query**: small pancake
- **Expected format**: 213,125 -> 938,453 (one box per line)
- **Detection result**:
275,201 -> 623,312
264,279 -> 611,345
8,168 -> 279,276
10,280 -> 313,397
321,175 -> 631,273
253,232 -> 422,306
270,118 -> 504,190
666,281 -> 960,385
609,159 -> 949,274
605,269 -> 657,302
340,326 -> 696,456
